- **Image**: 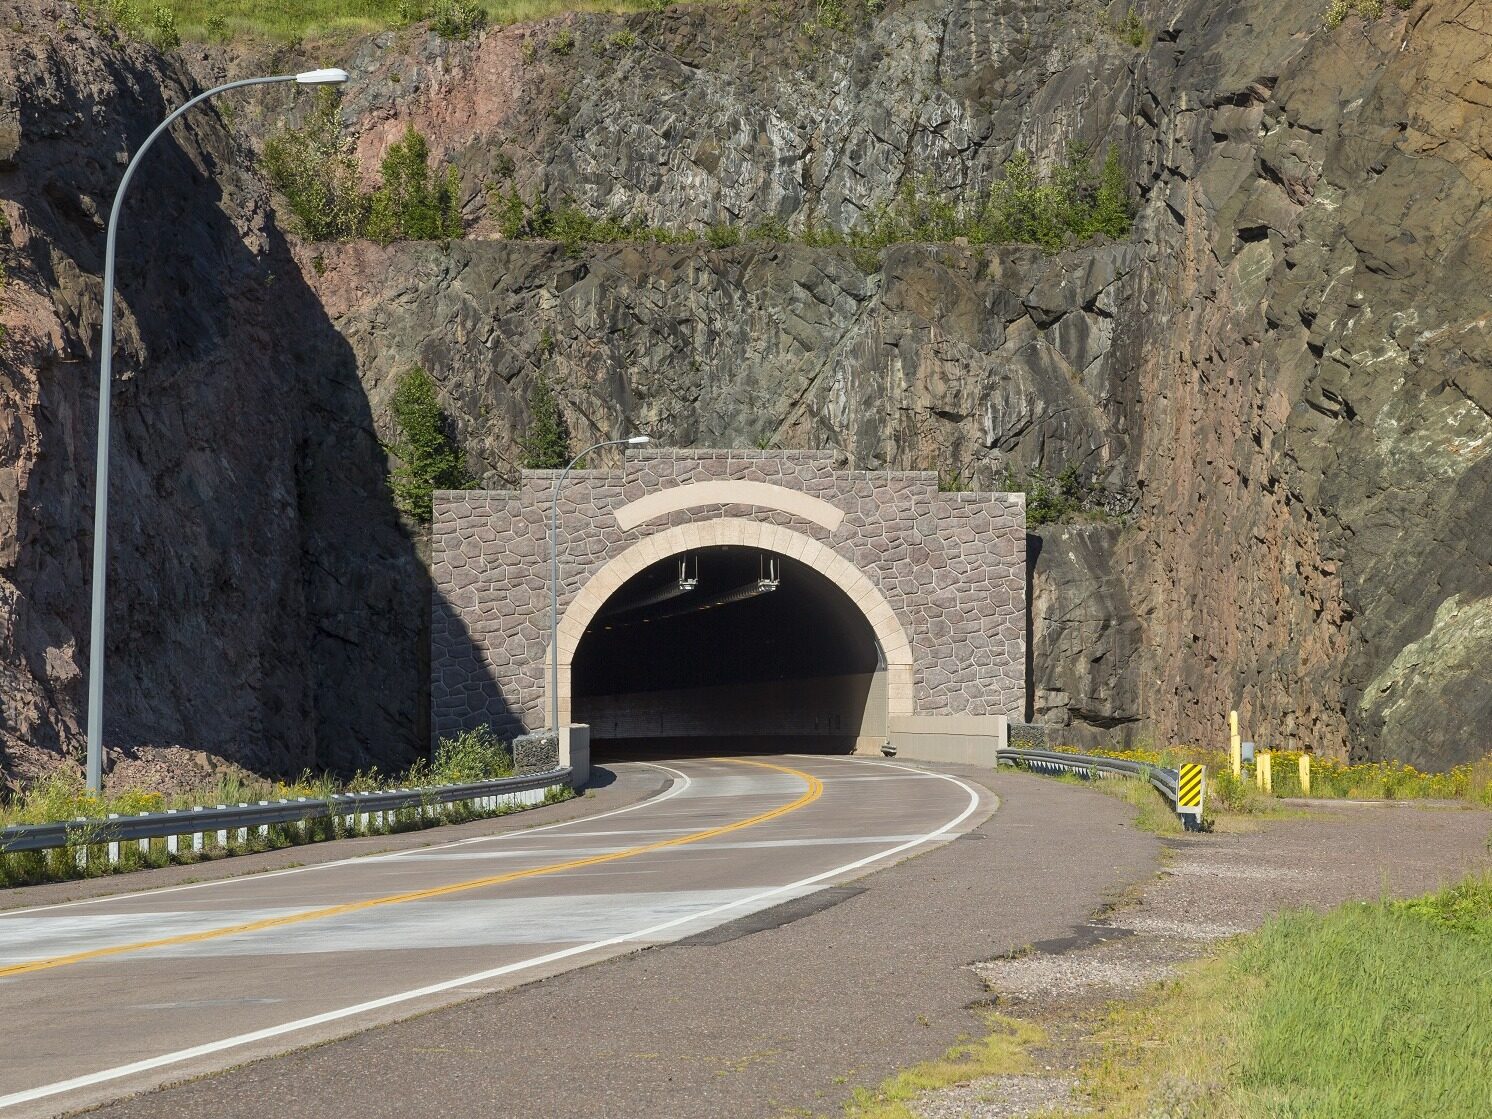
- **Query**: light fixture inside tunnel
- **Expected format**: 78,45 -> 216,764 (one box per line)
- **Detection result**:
599,556 -> 700,621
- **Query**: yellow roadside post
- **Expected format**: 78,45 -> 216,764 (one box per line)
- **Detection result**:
1299,752 -> 1311,797
1229,710 -> 1242,778
1256,750 -> 1273,795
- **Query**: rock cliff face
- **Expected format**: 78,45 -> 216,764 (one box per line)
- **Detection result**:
0,0 -> 425,786
303,0 -> 1489,765
2,0 -> 1488,781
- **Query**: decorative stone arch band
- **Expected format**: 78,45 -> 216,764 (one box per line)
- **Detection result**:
546,517 -> 915,726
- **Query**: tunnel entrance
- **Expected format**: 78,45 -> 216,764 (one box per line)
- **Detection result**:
572,545 -> 887,755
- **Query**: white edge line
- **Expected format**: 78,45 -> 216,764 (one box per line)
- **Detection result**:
0,762 -> 982,1111
0,765 -> 692,919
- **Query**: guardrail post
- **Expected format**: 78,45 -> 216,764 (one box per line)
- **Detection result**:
1256,750 -> 1273,795
107,813 -> 120,864
165,809 -> 179,856
1299,752 -> 1311,797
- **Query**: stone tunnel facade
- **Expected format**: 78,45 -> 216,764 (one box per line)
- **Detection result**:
431,449 -> 1026,759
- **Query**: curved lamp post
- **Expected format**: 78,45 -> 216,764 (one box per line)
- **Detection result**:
549,435 -> 651,735
85,68 -> 349,793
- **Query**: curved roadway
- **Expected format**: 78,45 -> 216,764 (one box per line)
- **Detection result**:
0,754 -> 992,1117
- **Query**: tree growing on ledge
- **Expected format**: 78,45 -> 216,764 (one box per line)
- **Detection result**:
520,375 -> 573,470
387,367 -> 473,524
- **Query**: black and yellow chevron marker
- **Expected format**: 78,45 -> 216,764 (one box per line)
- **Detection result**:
1178,763 -> 1205,809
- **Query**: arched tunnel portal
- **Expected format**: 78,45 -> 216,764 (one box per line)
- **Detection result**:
572,545 -> 888,754
430,450 -> 1026,772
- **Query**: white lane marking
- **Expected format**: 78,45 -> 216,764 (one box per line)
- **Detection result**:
0,764 -> 692,919
387,835 -> 931,862
0,761 -> 983,1111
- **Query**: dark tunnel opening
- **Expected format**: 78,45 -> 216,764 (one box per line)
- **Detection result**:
573,546 -> 887,757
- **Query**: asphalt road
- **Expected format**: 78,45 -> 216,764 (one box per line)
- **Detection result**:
0,753 -> 1011,1117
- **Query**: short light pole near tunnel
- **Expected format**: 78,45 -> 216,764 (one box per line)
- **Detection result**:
84,68 -> 350,793
549,436 -> 651,736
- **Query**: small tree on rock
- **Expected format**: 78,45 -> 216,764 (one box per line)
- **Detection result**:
387,366 -> 474,524
520,374 -> 573,469
365,126 -> 464,244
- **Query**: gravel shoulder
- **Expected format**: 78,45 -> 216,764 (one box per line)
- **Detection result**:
908,795 -> 1492,1118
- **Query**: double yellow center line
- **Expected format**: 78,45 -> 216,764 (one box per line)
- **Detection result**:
0,757 -> 822,980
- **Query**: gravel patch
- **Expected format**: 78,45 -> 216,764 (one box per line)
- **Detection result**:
914,1074 -> 1086,1119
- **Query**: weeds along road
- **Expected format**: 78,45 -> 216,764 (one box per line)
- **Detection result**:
0,754 -> 991,1117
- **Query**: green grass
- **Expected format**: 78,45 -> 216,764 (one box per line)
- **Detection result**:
151,0 -> 662,42
1068,875 -> 1492,1118
1050,773 -> 1185,835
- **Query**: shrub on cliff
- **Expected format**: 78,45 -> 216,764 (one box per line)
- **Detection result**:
262,91 -> 367,241
263,111 -> 461,243
365,126 -> 465,243
862,145 -> 1133,252
520,374 -> 574,469
386,366 -> 474,523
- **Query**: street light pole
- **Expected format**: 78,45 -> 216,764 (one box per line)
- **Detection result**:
85,68 -> 349,793
549,435 -> 650,735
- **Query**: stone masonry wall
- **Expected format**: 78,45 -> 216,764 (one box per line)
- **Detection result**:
431,449 -> 1025,742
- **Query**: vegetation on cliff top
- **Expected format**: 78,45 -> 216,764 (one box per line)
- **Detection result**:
134,0 -> 662,42
492,145 -> 1133,258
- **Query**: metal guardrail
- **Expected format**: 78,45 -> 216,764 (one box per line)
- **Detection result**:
998,747 -> 1204,830
0,769 -> 572,861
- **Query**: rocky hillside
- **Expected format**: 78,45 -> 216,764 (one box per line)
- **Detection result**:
2,0 -> 1489,782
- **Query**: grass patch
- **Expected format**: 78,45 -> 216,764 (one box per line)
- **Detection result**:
842,1013 -> 1046,1119
1069,875 -> 1492,1118
144,0 -> 668,43
1068,774 -> 1185,835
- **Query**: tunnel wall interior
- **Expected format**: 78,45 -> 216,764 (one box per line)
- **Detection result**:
430,450 -> 1026,754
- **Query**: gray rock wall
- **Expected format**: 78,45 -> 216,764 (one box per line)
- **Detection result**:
308,0 -> 1491,765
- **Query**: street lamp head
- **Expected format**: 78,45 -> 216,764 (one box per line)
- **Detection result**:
627,435 -> 651,445
295,68 -> 350,85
